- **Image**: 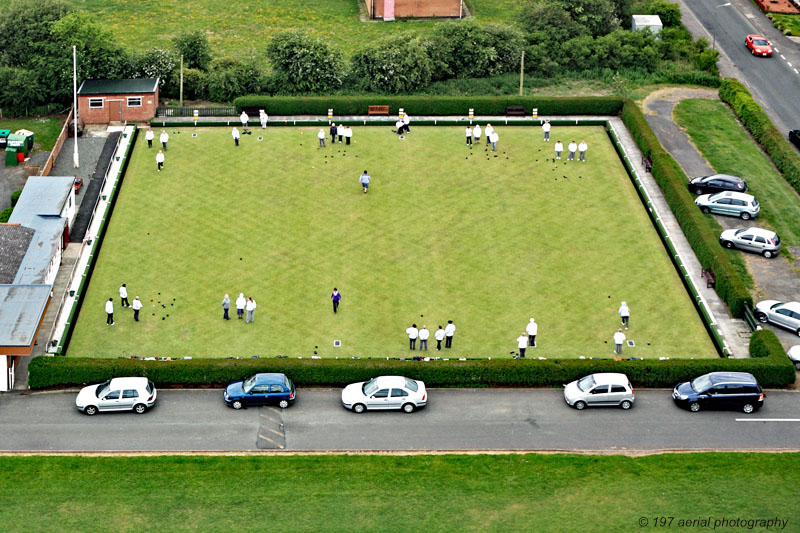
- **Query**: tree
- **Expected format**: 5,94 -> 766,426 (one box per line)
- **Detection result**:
132,48 -> 178,87
517,1 -> 587,44
554,0 -> 619,37
0,0 -> 73,69
173,31 -> 212,71
206,58 -> 262,102
266,31 -> 344,94
350,34 -> 433,93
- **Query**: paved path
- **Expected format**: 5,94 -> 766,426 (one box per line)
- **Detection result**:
1,389 -> 797,452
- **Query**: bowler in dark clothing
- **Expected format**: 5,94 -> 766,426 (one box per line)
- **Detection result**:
331,288 -> 342,313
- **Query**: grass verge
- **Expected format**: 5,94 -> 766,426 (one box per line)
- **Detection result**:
0,453 -> 796,531
0,116 -> 64,152
770,14 -> 800,36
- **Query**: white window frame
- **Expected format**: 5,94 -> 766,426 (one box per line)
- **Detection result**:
127,96 -> 142,108
88,98 -> 104,109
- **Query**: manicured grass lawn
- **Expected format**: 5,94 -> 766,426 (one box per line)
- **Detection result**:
67,125 -> 714,359
0,453 -> 796,531
0,116 -> 64,152
66,0 -> 514,59
674,99 -> 800,245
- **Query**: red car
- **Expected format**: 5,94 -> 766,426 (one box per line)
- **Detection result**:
745,34 -> 772,57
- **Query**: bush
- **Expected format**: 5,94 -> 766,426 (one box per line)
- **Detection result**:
749,328 -> 784,359
350,34 -> 433,94
206,58 -> 262,103
0,207 -> 12,223
10,189 -> 22,207
133,47 -> 178,89
719,78 -> 800,194
173,31 -> 211,71
266,30 -> 345,94
167,67 -> 207,100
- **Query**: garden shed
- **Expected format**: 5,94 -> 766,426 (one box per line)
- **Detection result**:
77,78 -> 159,124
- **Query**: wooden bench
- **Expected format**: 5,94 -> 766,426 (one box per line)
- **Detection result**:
642,155 -> 653,173
505,105 -> 526,116
701,267 -> 716,289
368,105 -> 390,116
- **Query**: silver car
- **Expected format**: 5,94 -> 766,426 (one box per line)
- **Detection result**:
341,375 -> 427,413
719,227 -> 781,258
755,301 -> 800,336
75,377 -> 157,415
695,191 -> 759,220
564,373 -> 634,410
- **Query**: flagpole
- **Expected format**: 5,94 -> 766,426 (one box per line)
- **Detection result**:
73,45 -> 79,168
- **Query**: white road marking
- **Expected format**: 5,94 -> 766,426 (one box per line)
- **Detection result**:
795,69 -> 799,74
736,418 -> 800,422
746,13 -> 755,18
788,62 -> 793,67
780,55 -> 786,60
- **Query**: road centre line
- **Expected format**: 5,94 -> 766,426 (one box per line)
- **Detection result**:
735,418 -> 800,422
787,62 -> 793,67
781,54 -> 786,60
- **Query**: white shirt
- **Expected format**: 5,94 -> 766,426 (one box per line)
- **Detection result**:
526,320 -> 538,335
614,331 -> 626,345
473,125 -> 482,137
236,296 -> 246,309
318,129 -> 325,139
485,125 -> 494,136
240,112 -> 249,124
159,132 -> 169,143
578,142 -> 588,152
145,130 -> 154,140
403,114 -> 410,125
568,142 -> 577,153
554,142 -> 563,152
156,152 -> 165,163
619,304 -> 630,317
260,112 -> 268,124
542,122 -> 551,132
232,127 -> 239,139
337,125 -> 344,135
490,132 -> 499,143
105,301 -> 114,314
517,335 -> 528,349
132,299 -> 143,311
465,127 -> 472,137
119,286 -> 127,298
445,323 -> 456,337
419,328 -> 430,340
434,329 -> 445,341
396,120 -> 403,129
345,128 -> 352,138
406,326 -> 419,339
246,299 -> 257,311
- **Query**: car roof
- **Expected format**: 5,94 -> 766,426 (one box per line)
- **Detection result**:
736,227 -> 777,238
747,34 -> 767,39
591,373 -> 630,385
780,302 -> 800,312
708,372 -> 757,384
374,375 -> 411,388
713,191 -> 753,200
702,174 -> 743,182
108,377 -> 150,389
253,373 -> 288,384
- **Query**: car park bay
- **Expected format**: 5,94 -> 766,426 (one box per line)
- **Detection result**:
1,388 -> 799,452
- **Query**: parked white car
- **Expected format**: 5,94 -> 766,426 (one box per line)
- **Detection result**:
787,345 -> 800,370
719,227 -> 781,258
755,301 -> 800,337
341,376 -> 427,413
75,377 -> 157,415
695,191 -> 759,220
564,373 -> 635,410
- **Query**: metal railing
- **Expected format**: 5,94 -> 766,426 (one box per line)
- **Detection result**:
156,106 -> 237,118
742,304 -> 758,332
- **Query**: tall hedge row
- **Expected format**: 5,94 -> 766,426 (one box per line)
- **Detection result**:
233,95 -> 625,116
719,78 -> 800,193
621,100 -> 752,316
29,346 -> 793,390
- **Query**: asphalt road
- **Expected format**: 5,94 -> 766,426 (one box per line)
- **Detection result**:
683,0 -> 800,137
1,388 -> 798,452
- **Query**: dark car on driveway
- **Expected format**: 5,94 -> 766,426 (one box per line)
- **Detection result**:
224,373 -> 296,409
688,174 -> 747,195
672,372 -> 764,414
790,130 -> 800,150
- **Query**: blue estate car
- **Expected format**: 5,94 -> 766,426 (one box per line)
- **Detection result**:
224,373 -> 296,409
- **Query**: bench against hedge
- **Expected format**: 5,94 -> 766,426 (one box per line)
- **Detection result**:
701,267 -> 716,288
505,105 -> 526,116
368,105 -> 390,116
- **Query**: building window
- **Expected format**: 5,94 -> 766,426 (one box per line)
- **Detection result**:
127,97 -> 142,107
88,98 -> 104,109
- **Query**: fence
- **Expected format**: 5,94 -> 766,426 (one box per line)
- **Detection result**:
156,106 -> 237,118
39,109 -> 73,176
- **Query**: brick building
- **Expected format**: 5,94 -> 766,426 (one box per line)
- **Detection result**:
365,0 -> 464,19
77,78 -> 159,124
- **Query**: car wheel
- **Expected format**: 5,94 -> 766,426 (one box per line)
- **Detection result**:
701,206 -> 710,214
353,403 -> 366,414
133,403 -> 147,414
694,187 -> 704,195
278,400 -> 289,409
756,313 -> 768,323
232,400 -> 243,410
402,403 -> 415,413
722,240 -> 734,249
763,250 -> 774,258
574,401 -> 586,410
742,403 -> 754,414
84,405 -> 98,416
794,361 -> 800,371
689,402 -> 700,412
751,48 -> 756,55
620,400 -> 632,410
740,212 -> 751,220
796,328 -> 800,338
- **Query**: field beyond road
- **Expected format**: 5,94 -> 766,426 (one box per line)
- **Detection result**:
0,453 -> 796,531
67,125 -> 715,359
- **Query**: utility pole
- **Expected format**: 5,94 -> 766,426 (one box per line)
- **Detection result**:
519,50 -> 525,96
179,54 -> 184,107
73,45 -> 79,168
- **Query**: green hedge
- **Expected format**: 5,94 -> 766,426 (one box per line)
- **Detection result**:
621,99 -> 752,317
29,333 -> 794,389
0,207 -> 12,223
233,95 -> 624,116
10,189 -> 22,207
749,328 -> 785,358
719,78 -> 800,193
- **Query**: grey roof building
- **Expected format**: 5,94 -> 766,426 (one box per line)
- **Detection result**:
0,225 -> 35,284
0,285 -> 52,349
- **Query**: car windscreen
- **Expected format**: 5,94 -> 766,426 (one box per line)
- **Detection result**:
363,378 -> 379,396
95,380 -> 110,398
753,39 -> 768,45
405,378 -> 418,392
690,374 -> 712,393
577,375 -> 595,392
243,375 -> 257,393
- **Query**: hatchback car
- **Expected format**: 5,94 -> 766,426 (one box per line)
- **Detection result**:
563,373 -> 634,410
75,377 -> 157,415
341,375 -> 427,413
688,174 -> 747,195
755,300 -> 800,336
790,130 -> 800,150
224,373 -> 296,409
788,345 -> 800,370
695,191 -> 759,220
719,227 -> 781,258
673,372 -> 764,413
745,34 -> 772,57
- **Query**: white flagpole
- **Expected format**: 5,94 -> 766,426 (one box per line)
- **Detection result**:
73,45 -> 79,168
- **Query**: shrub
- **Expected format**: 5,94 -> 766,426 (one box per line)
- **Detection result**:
10,189 -> 22,207
518,2 -> 587,44
554,0 -> 619,37
167,67 -> 207,100
749,328 -> 784,359
350,34 -> 433,94
133,47 -> 178,88
0,207 -> 12,223
266,30 -> 345,94
206,58 -> 262,103
173,31 -> 212,71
